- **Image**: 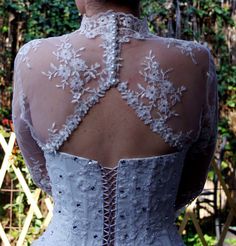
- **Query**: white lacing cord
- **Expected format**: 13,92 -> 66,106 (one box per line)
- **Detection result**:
101,166 -> 118,246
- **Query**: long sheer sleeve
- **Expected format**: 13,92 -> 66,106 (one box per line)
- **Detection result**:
12,43 -> 52,196
175,47 -> 219,211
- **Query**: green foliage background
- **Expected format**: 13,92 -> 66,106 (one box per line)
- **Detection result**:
0,0 -> 235,245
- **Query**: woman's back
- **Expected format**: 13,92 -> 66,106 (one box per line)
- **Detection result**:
12,10 -> 218,246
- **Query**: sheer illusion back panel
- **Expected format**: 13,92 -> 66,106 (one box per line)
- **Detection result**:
175,48 -> 218,210
12,15 -> 218,245
14,32 -> 208,168
12,50 -> 52,195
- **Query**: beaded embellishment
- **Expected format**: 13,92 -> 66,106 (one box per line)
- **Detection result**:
40,11 -> 193,153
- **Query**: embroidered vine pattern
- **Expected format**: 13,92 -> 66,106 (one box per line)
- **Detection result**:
17,39 -> 42,69
117,50 -> 192,149
77,10 -> 155,42
164,38 -> 202,64
41,15 -> 122,153
39,12 -> 195,153
29,156 -> 52,195
42,36 -> 101,99
13,11 -> 218,246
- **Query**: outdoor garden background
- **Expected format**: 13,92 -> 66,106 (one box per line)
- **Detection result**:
0,0 -> 235,245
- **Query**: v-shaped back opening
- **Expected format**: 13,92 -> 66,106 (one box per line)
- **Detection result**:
15,11 -> 206,165
54,86 -> 182,168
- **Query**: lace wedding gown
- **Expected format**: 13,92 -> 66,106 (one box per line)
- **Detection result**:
12,10 -> 218,246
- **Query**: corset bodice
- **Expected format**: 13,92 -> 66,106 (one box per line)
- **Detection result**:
31,150 -> 187,246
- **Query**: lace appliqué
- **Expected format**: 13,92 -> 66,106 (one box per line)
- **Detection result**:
77,10 -> 155,42
118,50 -> 192,149
188,49 -> 218,154
29,157 -> 52,195
14,40 -> 48,149
165,38 -> 202,64
42,36 -> 101,92
17,39 -> 42,69
41,12 -> 193,153
41,16 -> 122,153
16,83 -> 45,150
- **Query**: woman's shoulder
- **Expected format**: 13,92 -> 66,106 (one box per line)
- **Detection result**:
150,34 -> 207,50
16,33 -> 65,53
150,35 -> 210,65
14,32 -> 72,70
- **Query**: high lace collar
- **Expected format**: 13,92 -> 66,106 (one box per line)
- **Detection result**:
77,10 -> 152,40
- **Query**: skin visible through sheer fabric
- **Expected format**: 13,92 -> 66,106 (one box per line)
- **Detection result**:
12,10 -> 218,245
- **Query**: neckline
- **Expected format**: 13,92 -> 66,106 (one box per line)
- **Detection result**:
77,9 -> 151,39
51,150 -> 182,171
83,9 -> 142,21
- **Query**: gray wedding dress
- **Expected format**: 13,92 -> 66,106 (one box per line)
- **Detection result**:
12,10 -> 218,246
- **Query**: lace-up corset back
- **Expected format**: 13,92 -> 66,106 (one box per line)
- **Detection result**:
12,10 -> 218,246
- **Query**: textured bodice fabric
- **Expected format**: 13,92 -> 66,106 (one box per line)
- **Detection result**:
12,10 -> 218,246
30,150 -> 187,246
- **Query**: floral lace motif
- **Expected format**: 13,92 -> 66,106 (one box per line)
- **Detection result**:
186,48 -> 218,154
14,11 -> 204,155
17,39 -> 42,68
42,36 -> 101,91
29,157 -> 52,195
41,14 -> 123,153
77,10 -> 155,42
117,50 -> 192,149
40,11 -> 193,153
164,38 -> 202,64
13,10 -> 218,246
